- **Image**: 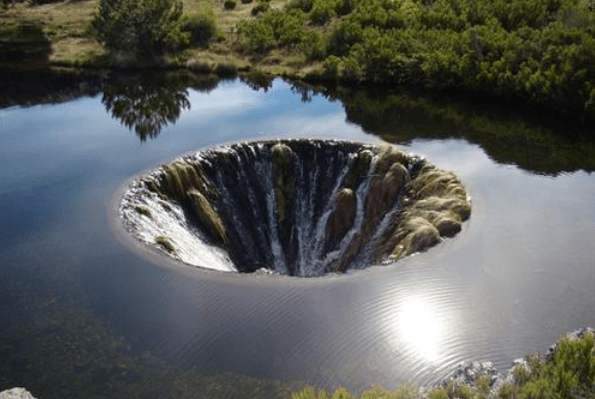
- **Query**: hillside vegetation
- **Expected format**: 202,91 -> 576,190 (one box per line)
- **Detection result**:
1,0 -> 594,115
236,0 -> 595,115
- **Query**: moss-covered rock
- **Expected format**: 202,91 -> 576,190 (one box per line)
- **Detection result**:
271,142 -> 293,169
389,217 -> 441,260
134,205 -> 152,218
326,188 -> 356,250
271,143 -> 295,223
187,189 -> 227,245
155,235 -> 176,253
342,149 -> 373,189
373,144 -> 410,175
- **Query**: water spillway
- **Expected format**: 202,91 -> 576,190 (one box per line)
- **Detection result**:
119,140 -> 471,276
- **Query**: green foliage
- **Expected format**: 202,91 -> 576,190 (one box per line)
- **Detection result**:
322,55 -> 341,77
474,375 -> 492,397
224,0 -> 236,9
519,332 -> 595,399
327,20 -> 364,56
237,9 -> 307,53
237,19 -> 275,53
251,2 -> 269,15
291,386 -> 329,399
301,30 -> 326,60
91,0 -> 187,59
309,0 -> 336,25
360,382 -> 419,399
334,0 -> 356,16
331,387 -> 353,399
182,6 -> 219,46
428,387 -> 449,399
286,0 -> 315,13
235,0 -> 595,117
241,0 -> 253,4
498,382 -> 518,399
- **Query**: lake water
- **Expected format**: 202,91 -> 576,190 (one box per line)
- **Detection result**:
1,72 -> 594,398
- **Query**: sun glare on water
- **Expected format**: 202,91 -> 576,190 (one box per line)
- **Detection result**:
398,296 -> 445,363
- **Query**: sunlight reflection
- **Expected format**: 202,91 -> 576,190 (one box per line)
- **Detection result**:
398,296 -> 445,363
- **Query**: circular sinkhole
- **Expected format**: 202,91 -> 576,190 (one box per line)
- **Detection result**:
119,140 -> 471,276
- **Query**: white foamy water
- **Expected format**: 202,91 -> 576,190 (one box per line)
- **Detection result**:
120,183 -> 236,272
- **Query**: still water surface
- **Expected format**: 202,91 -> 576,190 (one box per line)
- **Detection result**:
1,75 -> 594,398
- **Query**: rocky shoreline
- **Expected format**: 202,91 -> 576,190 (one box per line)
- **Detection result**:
436,327 -> 595,394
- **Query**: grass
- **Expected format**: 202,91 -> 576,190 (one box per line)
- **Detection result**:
0,0 -> 316,73
0,0 -> 104,65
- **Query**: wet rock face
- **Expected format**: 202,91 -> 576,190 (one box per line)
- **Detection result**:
119,140 -> 471,276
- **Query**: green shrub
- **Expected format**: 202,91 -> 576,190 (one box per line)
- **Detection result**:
91,0 -> 187,59
334,0 -> 355,16
474,375 -> 491,397
241,0 -> 253,4
238,9 -> 306,52
428,387 -> 449,399
330,387 -> 352,399
309,0 -> 336,25
237,20 -> 275,53
298,29 -> 325,60
291,386 -> 329,399
519,332 -> 595,399
286,0 -> 314,13
498,382 -> 518,399
224,0 -> 236,9
182,6 -> 219,46
322,55 -> 341,77
326,20 -> 364,56
251,2 -> 269,15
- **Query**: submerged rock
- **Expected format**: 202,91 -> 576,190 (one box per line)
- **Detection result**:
119,139 -> 471,276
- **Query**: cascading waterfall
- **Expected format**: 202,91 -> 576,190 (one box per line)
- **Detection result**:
119,139 -> 471,276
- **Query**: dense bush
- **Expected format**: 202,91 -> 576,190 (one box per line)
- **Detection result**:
224,0 -> 236,10
91,0 -> 187,59
182,6 -> 219,46
286,0 -> 315,13
237,10 -> 306,53
309,0 -> 336,25
251,2 -> 269,15
235,0 -> 595,117
520,333 -> 595,399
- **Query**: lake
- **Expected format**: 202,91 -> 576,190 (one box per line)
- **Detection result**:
1,70 -> 594,398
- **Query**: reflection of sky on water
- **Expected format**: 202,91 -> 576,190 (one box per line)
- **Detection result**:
1,77 -> 595,397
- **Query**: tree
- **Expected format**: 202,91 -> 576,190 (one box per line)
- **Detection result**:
91,0 -> 187,60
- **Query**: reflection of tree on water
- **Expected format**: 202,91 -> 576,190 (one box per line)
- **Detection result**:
102,72 -> 224,142
102,73 -> 192,141
321,85 -> 595,176
240,71 -> 274,93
